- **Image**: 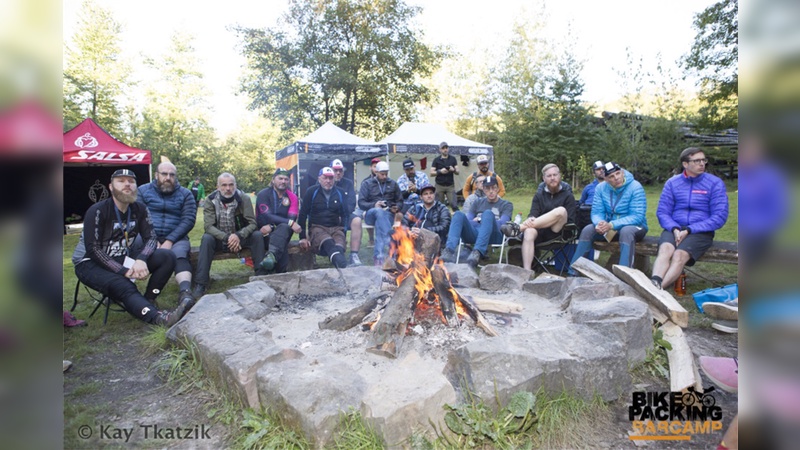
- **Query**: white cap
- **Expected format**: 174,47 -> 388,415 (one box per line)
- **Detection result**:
477,155 -> 489,163
331,159 -> 344,169
319,167 -> 335,177
376,161 -> 390,172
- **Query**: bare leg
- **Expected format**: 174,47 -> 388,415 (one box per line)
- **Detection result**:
521,228 -> 539,271
528,207 -> 568,233
662,249 -> 691,287
652,243 -> 675,279
350,216 -> 362,252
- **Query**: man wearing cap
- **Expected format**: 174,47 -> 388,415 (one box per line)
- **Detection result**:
331,159 -> 363,266
255,168 -> 301,274
72,169 -> 191,327
403,182 -> 451,247
137,161 -> 197,307
502,164 -> 576,271
360,157 -> 384,248
397,158 -> 431,212
358,161 -> 403,266
193,172 -> 267,297
298,167 -> 349,268
430,142 -> 460,211
576,160 -> 605,240
463,155 -> 505,199
462,174 -> 486,214
650,147 -> 729,289
440,176 -> 513,269
570,162 -> 648,268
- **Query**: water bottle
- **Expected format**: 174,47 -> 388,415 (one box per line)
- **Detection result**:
514,213 -> 522,225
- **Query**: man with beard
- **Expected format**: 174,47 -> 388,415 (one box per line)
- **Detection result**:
193,172 -> 266,297
72,169 -> 190,327
403,182 -> 451,249
298,167 -> 349,268
430,142 -> 460,211
358,161 -> 403,266
255,168 -> 301,274
331,159 -> 363,266
462,174 -> 486,214
463,154 -> 506,199
397,158 -> 431,212
138,162 -> 197,307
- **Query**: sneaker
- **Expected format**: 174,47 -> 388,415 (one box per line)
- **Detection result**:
467,249 -> 483,269
699,356 -> 738,393
191,283 -> 207,300
440,247 -> 456,263
63,360 -> 72,372
651,278 -> 662,290
702,302 -> 738,321
500,222 -> 521,238
711,320 -> 738,334
179,289 -> 196,310
260,252 -> 276,272
63,311 -> 87,327
348,253 -> 363,267
366,240 -> 375,248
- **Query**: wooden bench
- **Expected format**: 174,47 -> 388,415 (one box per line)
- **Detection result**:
591,235 -> 738,272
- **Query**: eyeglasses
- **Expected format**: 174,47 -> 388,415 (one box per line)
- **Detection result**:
158,172 -> 177,177
688,158 -> 708,165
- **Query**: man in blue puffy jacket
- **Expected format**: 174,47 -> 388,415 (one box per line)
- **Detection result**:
138,161 -> 198,307
571,162 -> 648,268
650,148 -> 729,289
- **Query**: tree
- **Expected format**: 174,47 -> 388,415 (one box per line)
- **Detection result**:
236,0 -> 445,139
683,0 -> 738,130
63,0 -> 130,135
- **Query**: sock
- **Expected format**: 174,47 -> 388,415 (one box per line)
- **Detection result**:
651,275 -> 663,284
179,281 -> 191,292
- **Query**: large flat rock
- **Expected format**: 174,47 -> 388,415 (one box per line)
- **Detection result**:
252,266 -> 384,298
478,264 -> 534,291
569,295 -> 653,365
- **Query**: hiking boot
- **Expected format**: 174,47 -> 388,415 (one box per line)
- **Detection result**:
260,252 -> 276,272
179,289 -> 196,310
191,283 -> 207,300
711,320 -> 738,334
153,309 -> 180,328
500,222 -> 521,238
330,251 -> 347,269
699,356 -> 738,393
173,296 -> 194,319
467,249 -> 483,269
440,247 -> 456,263
348,253 -> 363,267
702,302 -> 738,321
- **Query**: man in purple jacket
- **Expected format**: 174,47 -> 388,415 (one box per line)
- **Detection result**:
651,147 -> 729,289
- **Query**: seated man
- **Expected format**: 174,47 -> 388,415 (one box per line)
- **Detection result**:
138,161 -> 197,307
502,164 -> 576,271
570,162 -> 648,268
331,159 -> 363,266
397,158 -> 430,212
461,174 -> 485,214
650,147 -> 729,289
577,160 -> 605,230
193,172 -> 266,297
403,183 -> 451,248
462,154 -> 506,199
255,168 -> 301,273
298,167 -> 349,268
440,176 -> 513,269
72,169 -> 190,327
358,161 -> 403,266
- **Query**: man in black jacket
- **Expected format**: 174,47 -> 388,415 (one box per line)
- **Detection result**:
298,167 -> 349,268
503,164 -> 576,271
331,159 -> 363,266
358,161 -> 403,266
403,183 -> 451,249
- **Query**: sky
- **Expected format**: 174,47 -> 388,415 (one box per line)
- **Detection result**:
63,0 -> 717,136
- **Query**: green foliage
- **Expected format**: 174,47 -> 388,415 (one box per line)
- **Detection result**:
150,338 -> 208,395
236,408 -> 310,450
330,410 -> 384,450
633,326 -> 672,382
140,326 -> 168,356
439,390 -> 538,448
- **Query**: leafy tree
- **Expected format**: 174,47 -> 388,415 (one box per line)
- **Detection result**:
236,0 -> 445,139
63,0 -> 130,135
683,0 -> 738,130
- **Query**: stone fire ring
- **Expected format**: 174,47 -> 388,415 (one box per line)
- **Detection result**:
166,264 -> 652,447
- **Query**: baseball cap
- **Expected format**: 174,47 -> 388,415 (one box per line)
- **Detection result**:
273,168 -> 291,177
439,141 -> 448,148
331,159 -> 344,169
592,160 -> 604,170
419,183 -> 435,193
476,155 -> 489,164
319,167 -> 335,177
603,162 -> 621,176
111,169 -> 136,180
482,176 -> 498,187
402,159 -> 414,169
376,161 -> 390,172
371,157 -> 382,164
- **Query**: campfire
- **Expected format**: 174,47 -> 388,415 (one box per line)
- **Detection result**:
319,223 -> 514,359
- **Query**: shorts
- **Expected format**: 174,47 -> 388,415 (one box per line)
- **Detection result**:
308,225 -> 346,252
534,228 -> 561,244
658,230 -> 714,266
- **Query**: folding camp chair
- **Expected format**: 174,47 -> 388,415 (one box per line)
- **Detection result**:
455,238 -> 508,265
531,223 -> 579,276
71,280 -> 126,325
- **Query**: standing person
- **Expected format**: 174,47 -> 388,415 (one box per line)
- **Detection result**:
358,161 -> 403,266
570,162 -> 648,268
72,169 -> 190,326
397,158 -> 430,212
462,154 -> 506,198
430,142 -> 460,211
440,176 -> 513,269
297,167 -> 349,268
403,183 -> 451,248
650,148 -> 729,289
193,172 -> 266,298
502,164 -> 576,271
255,168 -> 301,274
331,159 -> 363,266
138,162 -> 197,307
189,177 -> 205,207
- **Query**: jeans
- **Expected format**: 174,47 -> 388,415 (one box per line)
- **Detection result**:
571,224 -> 647,267
195,232 -> 266,286
445,210 -> 503,256
364,207 -> 393,260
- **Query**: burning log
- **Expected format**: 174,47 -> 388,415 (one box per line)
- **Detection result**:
318,292 -> 390,332
453,292 -> 498,337
431,264 -> 460,327
367,274 -> 418,358
413,228 -> 441,269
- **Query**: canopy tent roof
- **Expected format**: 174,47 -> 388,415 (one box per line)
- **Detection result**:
63,118 -> 151,165
275,121 -> 385,162
378,122 -> 492,156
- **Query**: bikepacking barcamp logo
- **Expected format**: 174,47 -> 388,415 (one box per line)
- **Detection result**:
628,386 -> 723,441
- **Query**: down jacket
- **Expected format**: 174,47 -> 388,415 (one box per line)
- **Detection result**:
137,180 -> 197,244
591,169 -> 648,231
657,171 -> 728,233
